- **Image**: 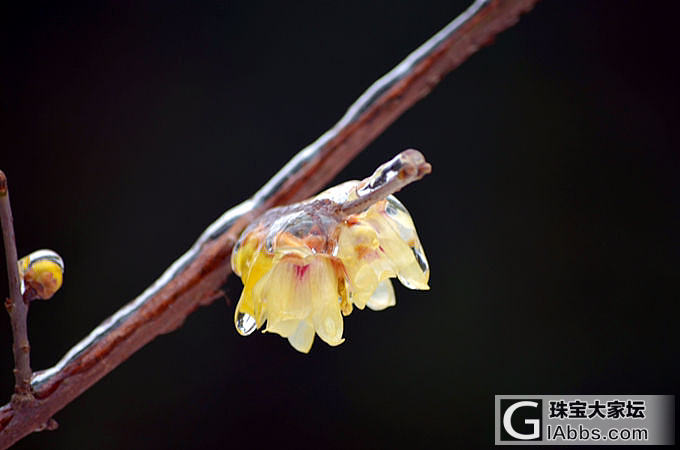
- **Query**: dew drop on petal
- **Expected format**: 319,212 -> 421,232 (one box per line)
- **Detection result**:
236,312 -> 257,335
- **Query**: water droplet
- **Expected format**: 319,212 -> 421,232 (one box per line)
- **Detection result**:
410,246 -> 429,273
236,312 -> 257,335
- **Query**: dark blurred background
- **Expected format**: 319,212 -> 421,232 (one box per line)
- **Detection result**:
1,1 -> 678,448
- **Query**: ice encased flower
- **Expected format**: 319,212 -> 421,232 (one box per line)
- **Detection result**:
231,181 -> 429,353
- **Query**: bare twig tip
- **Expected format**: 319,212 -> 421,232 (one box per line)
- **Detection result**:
339,149 -> 432,216
400,149 -> 432,181
0,170 -> 7,195
419,162 -> 432,177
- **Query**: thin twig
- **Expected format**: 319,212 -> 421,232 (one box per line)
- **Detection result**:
0,171 -> 34,404
0,0 -> 540,447
339,149 -> 432,217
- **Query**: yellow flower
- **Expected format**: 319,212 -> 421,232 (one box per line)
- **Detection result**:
17,249 -> 65,300
231,181 -> 429,353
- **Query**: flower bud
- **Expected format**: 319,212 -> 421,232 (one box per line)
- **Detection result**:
18,249 -> 64,300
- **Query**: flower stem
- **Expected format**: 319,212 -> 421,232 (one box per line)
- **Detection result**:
339,149 -> 432,217
0,171 -> 34,403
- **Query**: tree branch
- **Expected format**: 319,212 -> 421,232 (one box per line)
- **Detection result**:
0,0 -> 539,447
0,172 -> 34,404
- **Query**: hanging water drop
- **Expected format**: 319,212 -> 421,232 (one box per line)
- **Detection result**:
236,312 -> 257,335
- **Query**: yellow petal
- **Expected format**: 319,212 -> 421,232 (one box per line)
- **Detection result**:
366,279 -> 396,311
255,256 -> 314,323
231,232 -> 262,278
338,273 -> 353,316
363,204 -> 429,290
288,320 -> 315,353
265,318 -> 300,338
383,196 -> 421,243
336,222 -> 395,309
308,258 -> 345,346
347,264 -> 378,310
312,298 -> 344,346
233,249 -> 273,333
234,285 -> 260,336
382,196 -> 430,285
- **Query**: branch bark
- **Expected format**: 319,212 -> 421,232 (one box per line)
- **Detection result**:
0,0 -> 539,447
0,172 -> 34,404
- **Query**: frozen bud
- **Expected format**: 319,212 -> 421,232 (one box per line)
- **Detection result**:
18,249 -> 64,300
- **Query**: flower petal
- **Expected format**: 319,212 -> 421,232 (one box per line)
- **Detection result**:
231,232 -> 264,278
336,222 -> 395,309
265,318 -> 300,338
288,320 -> 315,353
363,203 -> 429,290
254,256 -> 313,323
383,196 -> 421,243
308,258 -> 345,346
366,279 -> 396,311
233,249 -> 273,332
312,297 -> 344,346
233,290 -> 255,336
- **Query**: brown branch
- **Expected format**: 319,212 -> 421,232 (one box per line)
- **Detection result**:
0,0 -> 539,447
0,171 -> 34,404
